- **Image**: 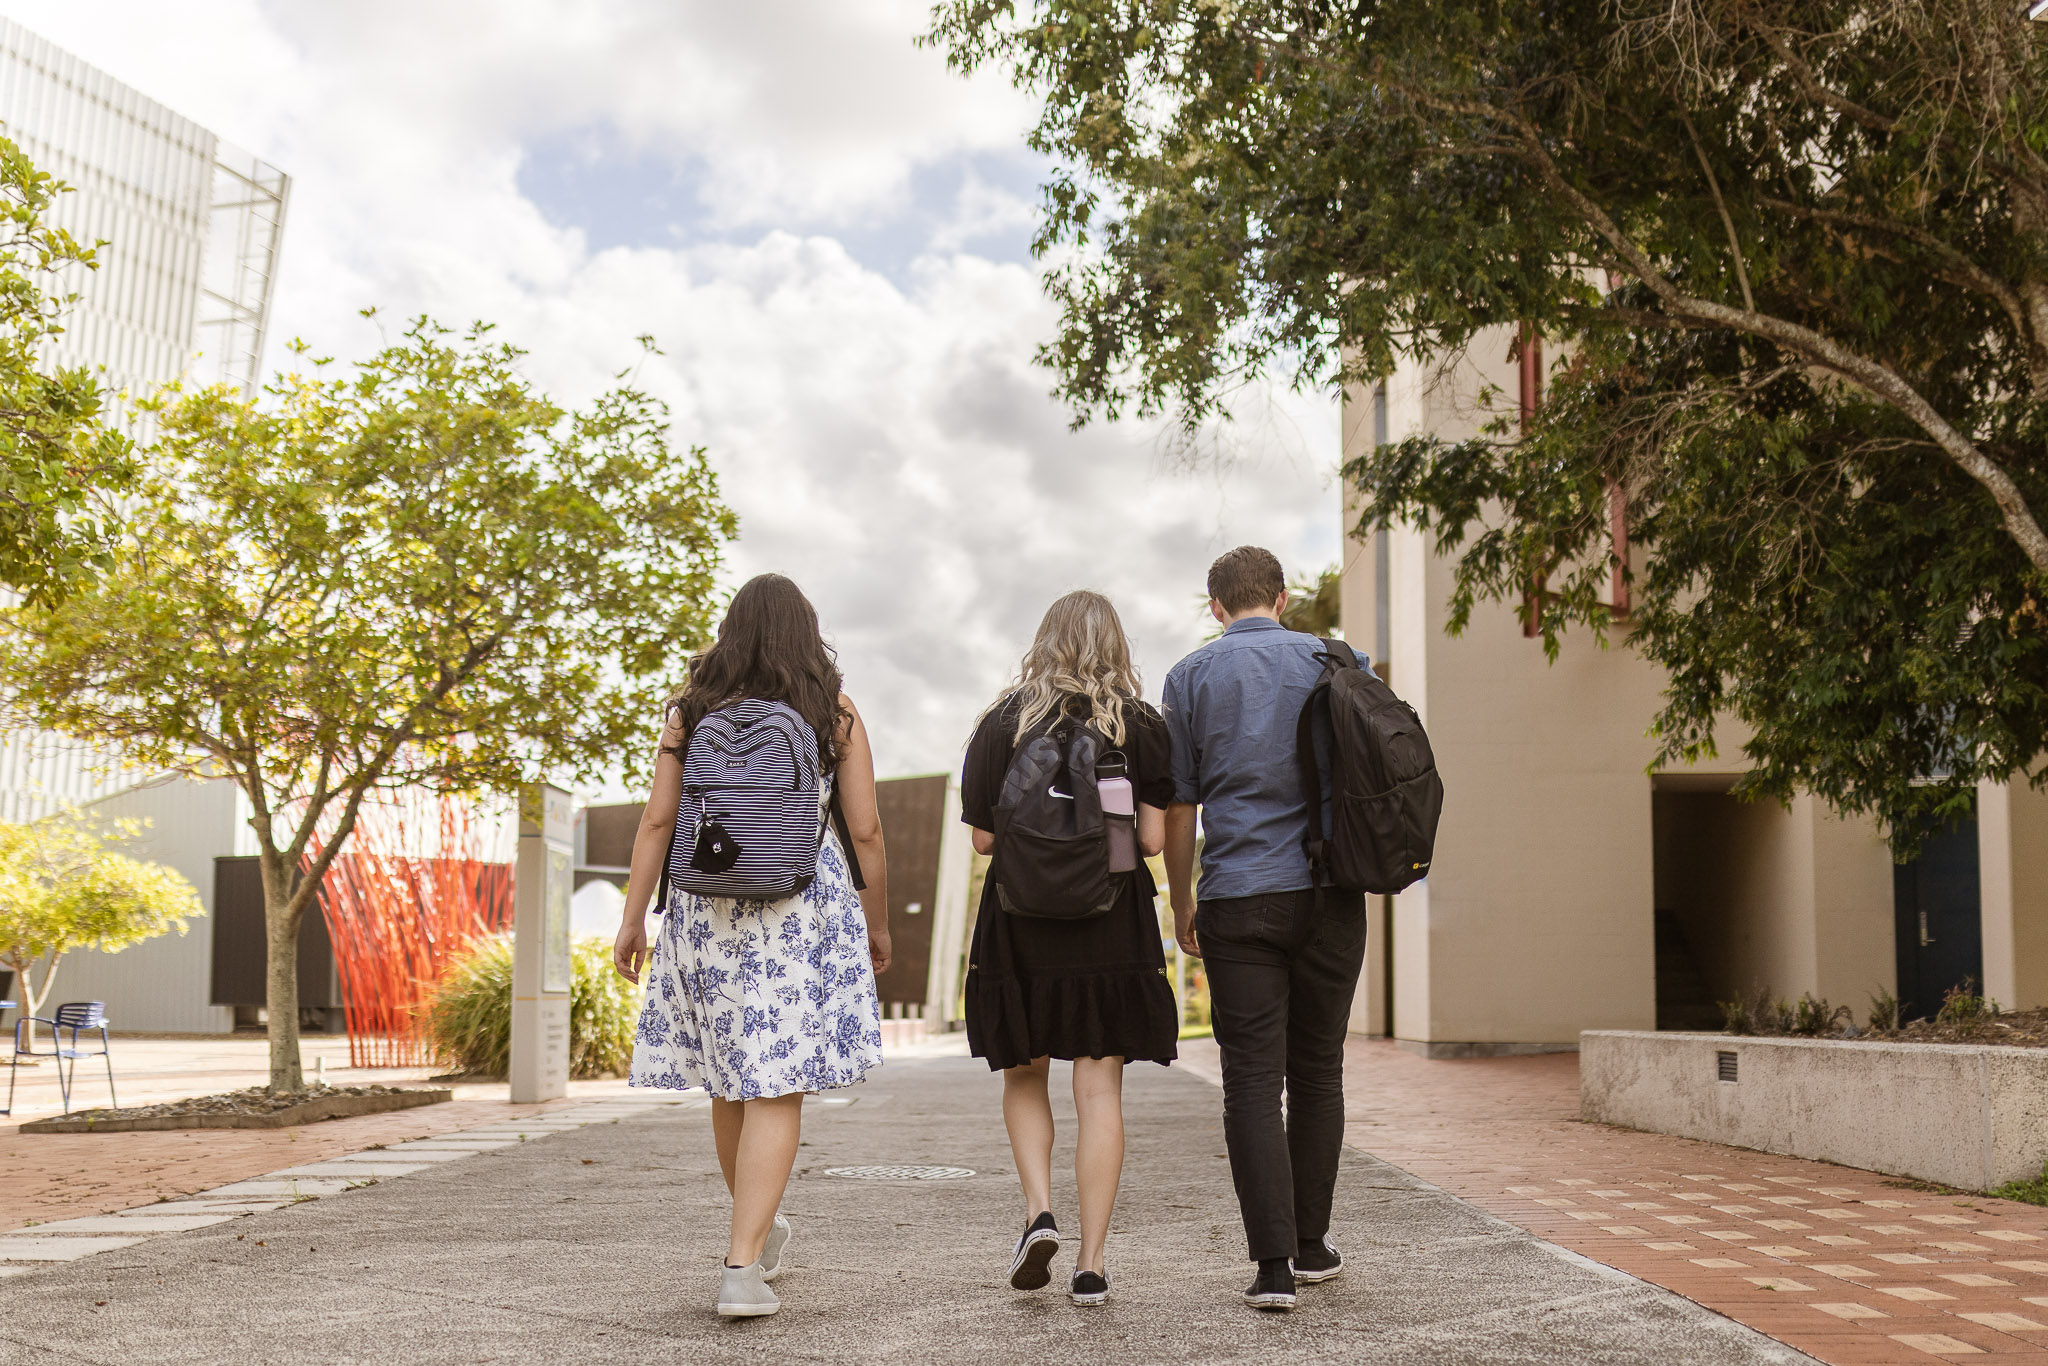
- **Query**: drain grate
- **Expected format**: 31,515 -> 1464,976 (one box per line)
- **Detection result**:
823,1164 -> 975,1181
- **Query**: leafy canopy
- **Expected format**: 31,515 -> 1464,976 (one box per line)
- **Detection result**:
0,814 -> 202,1014
929,0 -> 2048,840
0,316 -> 733,1087
0,132 -> 134,604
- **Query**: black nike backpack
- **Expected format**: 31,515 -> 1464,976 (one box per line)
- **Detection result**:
1296,639 -> 1443,894
990,713 -> 1122,920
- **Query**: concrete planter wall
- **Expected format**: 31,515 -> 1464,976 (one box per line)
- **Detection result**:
1580,1030 -> 2048,1191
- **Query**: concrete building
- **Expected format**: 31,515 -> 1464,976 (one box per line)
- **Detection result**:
1338,329 -> 2048,1052
0,20 -> 289,1032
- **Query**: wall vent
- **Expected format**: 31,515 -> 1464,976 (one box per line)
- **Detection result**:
1717,1050 -> 1738,1083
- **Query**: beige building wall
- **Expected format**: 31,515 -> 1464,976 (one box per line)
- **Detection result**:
1981,777 -> 2048,1010
1341,330 -> 1899,1049
1809,797 -> 1896,1008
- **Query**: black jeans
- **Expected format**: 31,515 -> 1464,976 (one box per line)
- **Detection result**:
1196,888 -> 1368,1262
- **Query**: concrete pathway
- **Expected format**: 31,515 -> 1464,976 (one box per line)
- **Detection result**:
0,1054 -> 1808,1365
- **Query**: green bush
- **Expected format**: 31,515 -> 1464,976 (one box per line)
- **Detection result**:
425,935 -> 643,1079
1720,986 -> 1852,1037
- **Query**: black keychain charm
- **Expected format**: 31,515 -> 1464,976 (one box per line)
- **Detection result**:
690,814 -> 742,874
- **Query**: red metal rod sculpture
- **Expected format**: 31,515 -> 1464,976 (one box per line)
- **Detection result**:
307,796 -> 512,1068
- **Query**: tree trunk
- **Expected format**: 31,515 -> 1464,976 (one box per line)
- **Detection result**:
4,950 -> 57,1055
261,856 -> 304,1094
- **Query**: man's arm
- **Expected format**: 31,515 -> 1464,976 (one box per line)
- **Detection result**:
1161,664 -> 1202,956
1166,803 -> 1200,958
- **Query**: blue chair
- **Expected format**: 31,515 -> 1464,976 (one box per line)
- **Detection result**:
15,1001 -> 115,1115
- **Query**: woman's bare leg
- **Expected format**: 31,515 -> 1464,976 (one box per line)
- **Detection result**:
1002,1057 -> 1055,1221
710,1097 -> 743,1195
726,1092 -> 804,1266
1071,1056 -> 1126,1275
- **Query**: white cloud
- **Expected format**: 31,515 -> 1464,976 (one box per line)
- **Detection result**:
3,0 -> 1344,785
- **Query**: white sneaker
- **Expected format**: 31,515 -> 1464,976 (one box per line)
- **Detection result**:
716,1261 -> 780,1317
760,1213 -> 791,1283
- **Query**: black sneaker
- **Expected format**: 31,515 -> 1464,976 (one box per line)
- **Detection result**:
1009,1211 -> 1060,1290
1243,1258 -> 1297,1311
1069,1268 -> 1110,1306
1293,1233 -> 1344,1284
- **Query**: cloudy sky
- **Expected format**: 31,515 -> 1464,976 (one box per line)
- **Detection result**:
10,1 -> 1344,786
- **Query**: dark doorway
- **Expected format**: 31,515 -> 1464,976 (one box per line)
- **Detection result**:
872,774 -> 948,1013
1893,809 -> 1982,1022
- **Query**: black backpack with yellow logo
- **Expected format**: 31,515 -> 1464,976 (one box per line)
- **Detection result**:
1296,638 -> 1443,895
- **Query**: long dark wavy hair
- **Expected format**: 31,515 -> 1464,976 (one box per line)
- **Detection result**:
667,574 -> 846,769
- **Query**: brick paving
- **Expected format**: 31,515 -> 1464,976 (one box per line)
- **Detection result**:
0,1091 -> 603,1229
1182,1037 -> 2048,1363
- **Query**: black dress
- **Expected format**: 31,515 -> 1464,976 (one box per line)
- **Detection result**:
961,694 -> 1180,1071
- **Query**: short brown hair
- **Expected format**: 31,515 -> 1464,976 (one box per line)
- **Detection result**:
1207,546 -> 1285,614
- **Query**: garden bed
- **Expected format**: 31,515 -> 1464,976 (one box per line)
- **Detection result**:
18,1083 -> 451,1133
1581,1030 -> 2048,1191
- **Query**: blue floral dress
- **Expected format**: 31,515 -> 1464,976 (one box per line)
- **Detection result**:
629,784 -> 883,1100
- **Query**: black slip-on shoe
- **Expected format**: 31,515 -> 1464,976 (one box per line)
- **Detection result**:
1009,1211 -> 1060,1290
1069,1269 -> 1110,1306
1243,1260 -> 1297,1311
1292,1233 -> 1344,1284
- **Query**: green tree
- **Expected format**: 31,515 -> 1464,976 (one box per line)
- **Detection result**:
0,814 -> 201,1052
928,0 -> 2048,841
1280,565 -> 1341,638
0,318 -> 735,1091
0,131 -> 135,603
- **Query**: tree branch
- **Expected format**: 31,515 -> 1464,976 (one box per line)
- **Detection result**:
1678,108 -> 1755,314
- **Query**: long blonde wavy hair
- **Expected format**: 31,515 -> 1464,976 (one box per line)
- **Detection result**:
996,590 -> 1141,747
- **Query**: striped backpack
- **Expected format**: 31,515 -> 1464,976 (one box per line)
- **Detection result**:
658,698 -> 860,903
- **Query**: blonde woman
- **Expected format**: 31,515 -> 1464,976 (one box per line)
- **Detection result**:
961,589 -> 1179,1306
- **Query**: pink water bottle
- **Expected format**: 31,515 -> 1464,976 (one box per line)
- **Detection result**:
1098,754 -> 1136,872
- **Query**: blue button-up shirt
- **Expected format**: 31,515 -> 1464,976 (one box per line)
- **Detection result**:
1161,617 -> 1371,899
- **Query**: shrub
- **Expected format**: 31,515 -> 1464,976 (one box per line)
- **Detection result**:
1719,986 -> 1852,1038
1867,987 -> 1900,1032
568,937 -> 641,1078
425,935 -> 643,1079
1936,977 -> 2000,1032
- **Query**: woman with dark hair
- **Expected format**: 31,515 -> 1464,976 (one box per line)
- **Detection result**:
613,573 -> 890,1319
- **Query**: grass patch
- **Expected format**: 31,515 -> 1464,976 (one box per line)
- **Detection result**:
1177,1024 -> 1214,1041
1992,1161 -> 2048,1207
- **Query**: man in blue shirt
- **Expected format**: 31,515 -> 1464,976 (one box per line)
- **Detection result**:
1162,546 -> 1370,1312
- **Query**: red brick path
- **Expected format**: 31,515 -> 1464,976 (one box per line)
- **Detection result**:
1180,1037 -> 2048,1363
0,1092 -> 594,1230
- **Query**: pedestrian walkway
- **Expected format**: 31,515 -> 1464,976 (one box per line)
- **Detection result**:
0,1053 -> 1802,1365
1287,1037 -> 2048,1363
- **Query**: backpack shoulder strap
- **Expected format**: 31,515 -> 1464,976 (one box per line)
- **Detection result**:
1317,636 -> 1358,672
828,784 -> 868,891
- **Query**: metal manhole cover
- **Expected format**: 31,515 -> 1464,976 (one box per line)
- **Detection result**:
823,1164 -> 975,1181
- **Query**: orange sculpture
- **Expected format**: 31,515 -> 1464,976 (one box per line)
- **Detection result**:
307,796 -> 512,1068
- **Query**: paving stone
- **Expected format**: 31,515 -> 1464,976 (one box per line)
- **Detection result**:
7,1215 -> 234,1234
261,1162 -> 432,1177
0,1236 -> 146,1261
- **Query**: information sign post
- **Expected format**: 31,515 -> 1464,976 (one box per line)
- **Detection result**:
511,782 -> 574,1103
